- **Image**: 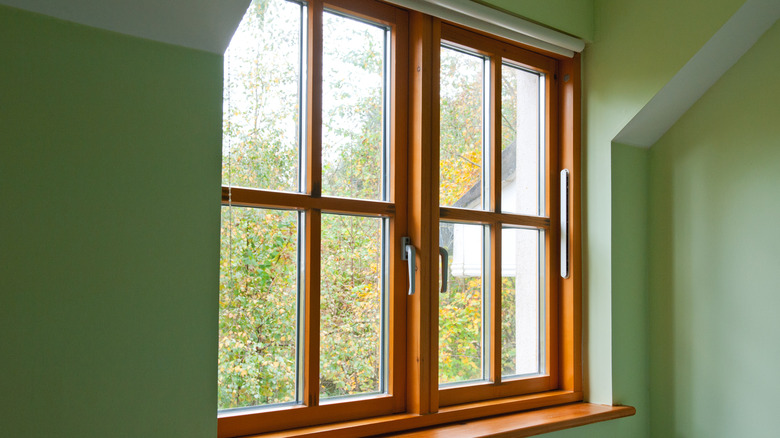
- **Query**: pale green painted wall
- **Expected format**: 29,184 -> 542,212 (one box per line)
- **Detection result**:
610,143 -> 650,408
583,0 -> 741,407
543,0 -> 746,437
648,20 -> 780,438
0,6 -> 222,437
478,0 -> 594,40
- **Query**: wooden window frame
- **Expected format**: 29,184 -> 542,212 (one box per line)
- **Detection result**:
219,0 -> 408,435
218,0 -> 591,436
405,8 -> 582,414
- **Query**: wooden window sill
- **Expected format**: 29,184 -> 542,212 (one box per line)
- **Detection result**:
250,399 -> 635,437
382,403 -> 636,437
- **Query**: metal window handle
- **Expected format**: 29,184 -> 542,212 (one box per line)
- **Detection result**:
401,237 -> 416,295
439,247 -> 448,293
561,169 -> 570,279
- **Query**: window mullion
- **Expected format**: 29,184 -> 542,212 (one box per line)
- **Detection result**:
407,11 -> 440,415
489,56 -> 501,214
388,8 -> 409,413
303,210 -> 321,407
488,56 -> 502,384
307,0 -> 323,199
303,0 -> 324,407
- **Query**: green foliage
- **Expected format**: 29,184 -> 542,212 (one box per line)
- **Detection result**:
219,207 -> 297,408
320,214 -> 382,397
439,47 -> 484,207
501,277 -> 518,375
439,274 -> 483,383
321,12 -> 385,200
223,0 -> 301,192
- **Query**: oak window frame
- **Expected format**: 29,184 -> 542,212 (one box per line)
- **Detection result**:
406,11 -> 582,417
218,1 -> 584,436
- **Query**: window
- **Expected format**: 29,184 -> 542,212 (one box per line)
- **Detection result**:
219,1 -> 581,436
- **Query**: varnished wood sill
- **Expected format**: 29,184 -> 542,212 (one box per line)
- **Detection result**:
250,398 -> 635,437
382,403 -> 636,437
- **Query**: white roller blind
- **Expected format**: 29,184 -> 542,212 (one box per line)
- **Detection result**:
383,0 -> 584,57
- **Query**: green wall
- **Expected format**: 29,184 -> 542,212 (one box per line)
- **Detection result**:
584,0 -> 741,408
0,6 -> 222,437
648,20 -> 780,438
543,0 -> 746,436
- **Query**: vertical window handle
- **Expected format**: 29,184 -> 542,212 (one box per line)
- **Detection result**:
439,247 -> 448,293
561,169 -> 570,278
401,237 -> 416,295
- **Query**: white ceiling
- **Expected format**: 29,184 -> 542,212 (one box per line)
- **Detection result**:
0,0 -> 251,54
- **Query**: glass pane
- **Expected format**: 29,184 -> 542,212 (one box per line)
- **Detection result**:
322,12 -> 388,201
440,46 -> 485,209
439,222 -> 486,384
501,64 -> 543,216
219,206 -> 299,409
320,214 -> 384,398
223,0 -> 304,192
501,227 -> 544,378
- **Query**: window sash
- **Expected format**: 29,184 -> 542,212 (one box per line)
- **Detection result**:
218,0 -> 408,434
434,22 -> 559,406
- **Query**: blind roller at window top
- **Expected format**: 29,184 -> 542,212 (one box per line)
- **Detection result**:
382,0 -> 584,57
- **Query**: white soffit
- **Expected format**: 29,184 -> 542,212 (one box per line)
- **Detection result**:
0,0 -> 251,54
614,0 -> 780,148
